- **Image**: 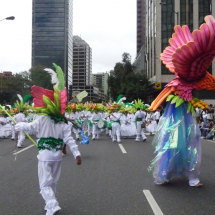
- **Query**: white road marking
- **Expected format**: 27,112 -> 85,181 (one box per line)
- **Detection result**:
13,145 -> 35,155
207,140 -> 215,143
118,144 -> 127,153
143,190 -> 164,215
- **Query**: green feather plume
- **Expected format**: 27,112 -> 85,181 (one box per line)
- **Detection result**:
53,63 -> 65,91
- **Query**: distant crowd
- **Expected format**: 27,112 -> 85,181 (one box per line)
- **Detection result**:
195,104 -> 215,140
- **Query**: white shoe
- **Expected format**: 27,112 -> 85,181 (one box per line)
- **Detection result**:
17,145 -> 23,148
117,140 -> 121,143
112,139 -> 116,142
135,139 -> 140,142
46,206 -> 61,215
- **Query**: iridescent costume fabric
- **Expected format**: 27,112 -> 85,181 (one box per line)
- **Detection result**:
148,102 -> 201,184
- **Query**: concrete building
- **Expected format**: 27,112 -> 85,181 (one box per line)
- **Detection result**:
145,0 -> 215,104
0,71 -> 13,78
73,36 -> 92,89
92,72 -> 109,101
72,36 -> 99,102
32,0 -> 73,98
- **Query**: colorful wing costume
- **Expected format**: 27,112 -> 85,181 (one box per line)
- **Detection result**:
148,15 -> 215,185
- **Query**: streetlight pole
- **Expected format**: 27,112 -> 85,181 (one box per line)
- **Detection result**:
160,2 -> 179,25
0,16 -> 15,22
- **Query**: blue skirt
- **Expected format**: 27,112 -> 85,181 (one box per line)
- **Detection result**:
148,102 -> 201,184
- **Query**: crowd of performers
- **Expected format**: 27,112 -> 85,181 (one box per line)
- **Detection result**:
65,103 -> 161,143
0,102 -> 161,148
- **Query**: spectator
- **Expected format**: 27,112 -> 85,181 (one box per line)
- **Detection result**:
206,121 -> 215,140
207,104 -> 214,122
197,118 -> 204,130
201,119 -> 212,139
200,109 -> 208,124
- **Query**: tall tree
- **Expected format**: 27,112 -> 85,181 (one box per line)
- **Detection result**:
108,53 -> 150,102
29,65 -> 53,90
0,71 -> 33,104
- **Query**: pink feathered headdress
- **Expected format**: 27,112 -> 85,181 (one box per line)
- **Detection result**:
31,63 -> 67,116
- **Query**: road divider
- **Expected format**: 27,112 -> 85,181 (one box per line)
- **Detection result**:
143,190 -> 164,215
118,144 -> 127,153
13,145 -> 35,155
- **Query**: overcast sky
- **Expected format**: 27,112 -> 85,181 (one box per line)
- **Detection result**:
0,0 -> 136,74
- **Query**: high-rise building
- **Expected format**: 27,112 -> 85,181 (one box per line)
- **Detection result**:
92,72 -> 109,101
137,0 -> 146,55
32,0 -> 73,97
133,0 -> 146,74
145,0 -> 215,103
72,35 -> 92,88
72,36 -> 99,102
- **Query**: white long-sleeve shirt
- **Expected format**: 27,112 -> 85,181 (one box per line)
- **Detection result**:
15,115 -> 80,162
134,110 -> 146,122
109,112 -> 122,122
91,112 -> 101,122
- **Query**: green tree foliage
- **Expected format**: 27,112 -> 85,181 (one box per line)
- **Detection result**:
108,53 -> 150,102
29,65 -> 53,90
0,71 -> 33,104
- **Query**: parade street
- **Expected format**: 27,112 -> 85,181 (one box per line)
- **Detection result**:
0,133 -> 214,215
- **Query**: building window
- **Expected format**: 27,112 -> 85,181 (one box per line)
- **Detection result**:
180,0 -> 193,32
161,0 -> 175,75
199,0 -> 211,25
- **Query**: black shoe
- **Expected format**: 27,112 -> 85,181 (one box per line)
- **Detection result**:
17,146 -> 23,148
77,138 -> 79,141
143,139 -> 147,142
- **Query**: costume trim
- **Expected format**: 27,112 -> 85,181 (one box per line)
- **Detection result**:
48,114 -> 65,124
38,137 -> 63,151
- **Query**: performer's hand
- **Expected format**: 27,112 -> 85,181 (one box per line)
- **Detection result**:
76,156 -> 82,165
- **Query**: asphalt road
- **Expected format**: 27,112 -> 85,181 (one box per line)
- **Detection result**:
0,132 -> 215,215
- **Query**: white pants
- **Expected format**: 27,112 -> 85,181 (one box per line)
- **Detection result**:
11,125 -> 15,139
38,160 -> 61,213
111,123 -> 121,142
92,124 -> 101,138
88,126 -> 92,136
72,127 -> 79,139
17,130 -> 25,147
136,121 -> 146,141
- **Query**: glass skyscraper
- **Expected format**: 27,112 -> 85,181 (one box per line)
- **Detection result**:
32,0 -> 73,98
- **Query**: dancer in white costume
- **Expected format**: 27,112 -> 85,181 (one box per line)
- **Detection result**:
0,114 -> 12,138
15,63 -> 82,215
15,115 -> 81,215
109,108 -> 122,143
146,111 -> 157,134
13,111 -> 27,147
86,110 -> 93,136
91,110 -> 102,140
67,110 -> 80,140
134,108 -> 147,142
120,110 -> 136,138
